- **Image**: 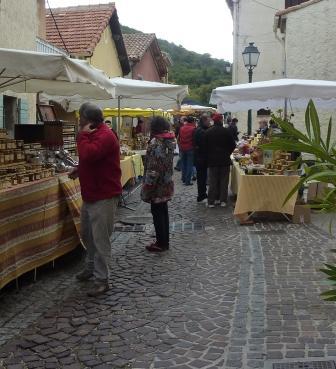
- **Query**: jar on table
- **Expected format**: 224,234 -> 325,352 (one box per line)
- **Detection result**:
16,140 -> 24,148
4,150 -> 11,164
17,174 -> 24,184
9,151 -> 14,163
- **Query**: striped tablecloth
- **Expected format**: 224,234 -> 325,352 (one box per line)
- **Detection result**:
0,154 -> 145,289
0,176 -> 81,289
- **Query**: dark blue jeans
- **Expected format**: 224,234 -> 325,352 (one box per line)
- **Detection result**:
175,153 -> 182,170
181,149 -> 194,185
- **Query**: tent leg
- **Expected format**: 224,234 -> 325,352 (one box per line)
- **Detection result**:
118,96 -> 121,134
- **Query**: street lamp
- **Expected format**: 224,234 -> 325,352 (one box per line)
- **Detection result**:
242,42 -> 260,135
225,65 -> 231,73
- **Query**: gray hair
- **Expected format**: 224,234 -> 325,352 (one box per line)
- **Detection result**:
79,102 -> 104,124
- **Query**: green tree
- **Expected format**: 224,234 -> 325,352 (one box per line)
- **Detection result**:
120,25 -> 231,105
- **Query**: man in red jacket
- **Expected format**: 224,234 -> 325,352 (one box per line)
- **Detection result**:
69,102 -> 122,297
178,116 -> 196,185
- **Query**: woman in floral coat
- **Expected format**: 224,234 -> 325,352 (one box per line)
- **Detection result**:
141,117 -> 175,252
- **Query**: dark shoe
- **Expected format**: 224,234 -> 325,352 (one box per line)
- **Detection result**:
192,176 -> 197,181
146,243 -> 165,252
197,195 -> 207,202
87,282 -> 109,297
76,269 -> 93,281
174,167 -> 181,171
185,182 -> 193,186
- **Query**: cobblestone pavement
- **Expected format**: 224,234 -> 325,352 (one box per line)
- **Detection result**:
1,170 -> 336,369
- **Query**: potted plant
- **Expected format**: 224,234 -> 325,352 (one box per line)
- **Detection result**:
262,100 -> 336,300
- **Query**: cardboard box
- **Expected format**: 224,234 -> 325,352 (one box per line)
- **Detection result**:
292,205 -> 311,224
307,182 -> 328,202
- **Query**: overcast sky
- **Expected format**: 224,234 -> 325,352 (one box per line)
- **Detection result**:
47,0 -> 233,61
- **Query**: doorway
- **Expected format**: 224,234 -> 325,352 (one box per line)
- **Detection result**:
3,95 -> 18,138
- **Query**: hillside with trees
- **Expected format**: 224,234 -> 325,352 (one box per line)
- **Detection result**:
121,25 -> 232,105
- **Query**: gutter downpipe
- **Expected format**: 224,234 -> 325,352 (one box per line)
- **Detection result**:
273,15 -> 287,119
232,0 -> 239,85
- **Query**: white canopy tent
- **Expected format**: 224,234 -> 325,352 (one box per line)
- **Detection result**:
210,79 -> 336,113
43,77 -> 188,111
180,104 -> 216,112
0,48 -> 115,99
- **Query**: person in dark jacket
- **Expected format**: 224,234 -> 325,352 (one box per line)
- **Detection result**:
228,117 -> 239,142
193,113 -> 210,202
204,113 -> 236,208
69,102 -> 122,297
141,117 -> 175,252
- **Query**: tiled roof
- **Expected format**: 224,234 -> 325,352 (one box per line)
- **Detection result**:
122,33 -> 168,78
276,0 -> 323,16
46,3 -> 115,55
123,33 -> 156,61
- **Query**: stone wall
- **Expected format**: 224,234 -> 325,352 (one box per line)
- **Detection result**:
0,0 -> 37,50
231,0 -> 285,132
0,0 -> 38,130
285,0 -> 336,138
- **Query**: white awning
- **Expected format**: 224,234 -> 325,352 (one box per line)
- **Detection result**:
0,48 -> 115,99
210,79 -> 336,112
43,78 -> 189,111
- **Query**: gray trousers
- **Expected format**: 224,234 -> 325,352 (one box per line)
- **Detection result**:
208,166 -> 230,204
80,197 -> 119,281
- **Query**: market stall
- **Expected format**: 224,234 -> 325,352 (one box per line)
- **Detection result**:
0,49 -> 150,289
43,79 -> 186,154
210,78 -> 336,223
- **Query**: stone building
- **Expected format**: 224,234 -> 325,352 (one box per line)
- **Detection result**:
45,3 -> 130,78
123,33 -> 171,83
274,0 -> 336,136
225,0 -> 326,134
0,0 -> 45,134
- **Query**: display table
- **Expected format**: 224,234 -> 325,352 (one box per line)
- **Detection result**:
0,154 -> 144,289
120,154 -> 144,187
231,161 -> 300,220
0,176 -> 81,289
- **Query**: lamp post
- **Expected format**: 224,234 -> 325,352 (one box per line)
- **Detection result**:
242,42 -> 260,135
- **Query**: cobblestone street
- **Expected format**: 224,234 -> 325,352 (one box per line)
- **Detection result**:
1,171 -> 336,369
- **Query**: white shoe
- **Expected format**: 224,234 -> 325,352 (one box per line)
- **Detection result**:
220,202 -> 227,207
214,200 -> 220,205
208,204 -> 215,208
